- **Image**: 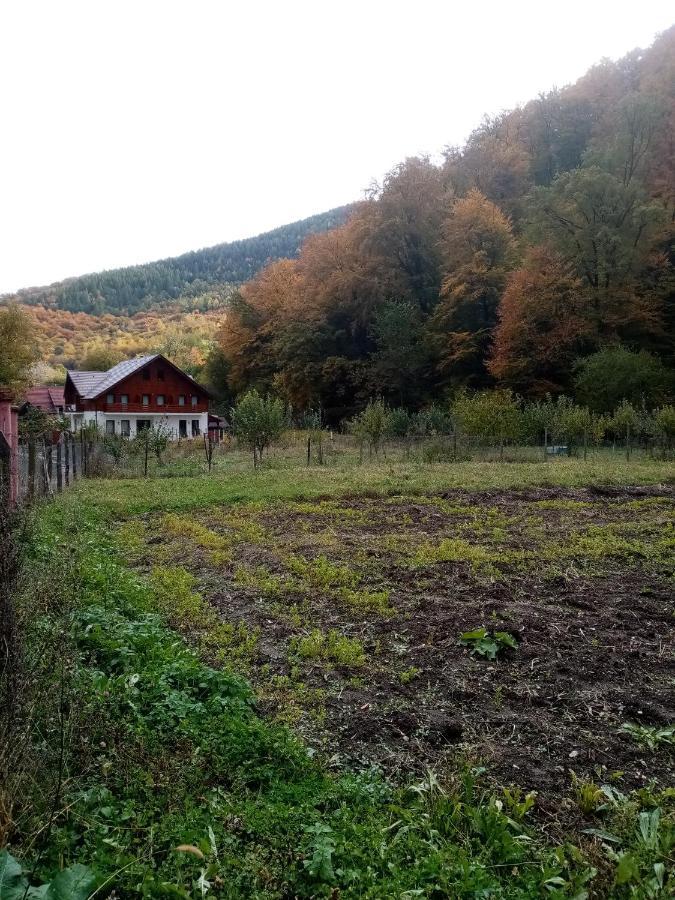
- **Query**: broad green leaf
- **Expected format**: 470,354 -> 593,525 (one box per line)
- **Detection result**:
43,865 -> 98,900
0,851 -> 28,900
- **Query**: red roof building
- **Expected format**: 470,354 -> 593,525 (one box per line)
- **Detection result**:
64,354 -> 211,440
23,386 -> 66,415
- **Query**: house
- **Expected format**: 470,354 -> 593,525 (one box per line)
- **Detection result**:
64,354 -> 210,440
23,385 -> 66,415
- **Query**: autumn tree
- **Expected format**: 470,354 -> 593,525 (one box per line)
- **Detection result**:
488,246 -> 590,395
0,305 -> 39,395
430,190 -> 516,386
529,167 -> 664,336
81,345 -> 124,371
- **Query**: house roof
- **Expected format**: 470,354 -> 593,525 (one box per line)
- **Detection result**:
66,354 -> 211,400
67,371 -> 106,397
85,355 -> 157,399
24,386 -> 65,412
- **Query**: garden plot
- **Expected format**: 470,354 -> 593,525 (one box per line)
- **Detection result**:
120,485 -> 675,820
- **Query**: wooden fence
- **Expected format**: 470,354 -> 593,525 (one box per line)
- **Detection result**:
14,433 -> 90,502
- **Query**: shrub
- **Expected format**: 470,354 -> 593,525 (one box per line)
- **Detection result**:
574,346 -> 673,413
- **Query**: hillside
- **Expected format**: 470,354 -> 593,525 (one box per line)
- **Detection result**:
219,26 -> 675,417
7,205 -> 354,315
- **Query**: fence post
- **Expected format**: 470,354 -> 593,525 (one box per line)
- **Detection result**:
64,434 -> 70,485
27,437 -> 36,500
56,438 -> 63,492
47,440 -> 53,487
72,434 -> 78,480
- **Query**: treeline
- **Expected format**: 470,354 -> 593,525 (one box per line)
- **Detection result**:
7,206 -> 354,315
218,27 -> 675,421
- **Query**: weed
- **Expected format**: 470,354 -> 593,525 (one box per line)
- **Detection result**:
399,666 -> 421,684
286,553 -> 358,590
459,627 -> 518,660
291,629 -> 366,668
621,723 -> 675,750
161,513 -> 227,550
339,587 -> 392,613
571,773 -> 605,814
234,564 -> 286,597
412,538 -> 499,573
149,565 -> 259,667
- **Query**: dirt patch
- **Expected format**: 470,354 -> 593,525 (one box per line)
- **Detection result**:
131,485 -> 675,824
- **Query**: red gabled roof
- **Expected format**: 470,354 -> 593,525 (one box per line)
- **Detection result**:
24,386 -> 65,413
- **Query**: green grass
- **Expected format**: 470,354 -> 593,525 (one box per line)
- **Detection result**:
11,503 -> 606,898
7,452 -> 675,898
57,451 -> 673,520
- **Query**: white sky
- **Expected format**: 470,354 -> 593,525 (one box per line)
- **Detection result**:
0,0 -> 672,294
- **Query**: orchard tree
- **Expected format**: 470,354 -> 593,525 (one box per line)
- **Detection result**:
231,390 -> 285,468
351,399 -> 389,457
451,390 -> 522,456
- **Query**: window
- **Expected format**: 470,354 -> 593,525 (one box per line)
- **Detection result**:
105,420 -> 115,435
142,369 -> 150,381
178,395 -> 185,406
156,394 -> 165,406
142,394 -> 149,406
120,394 -> 129,405
191,395 -> 198,408
106,393 -> 115,405
179,419 -> 187,438
121,420 -> 131,437
137,419 -> 151,432
191,419 -> 200,437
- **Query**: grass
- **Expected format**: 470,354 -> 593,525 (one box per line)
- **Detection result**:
5,448 -> 675,897
57,449 -> 674,520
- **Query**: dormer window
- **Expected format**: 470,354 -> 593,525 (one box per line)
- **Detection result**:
106,393 -> 115,405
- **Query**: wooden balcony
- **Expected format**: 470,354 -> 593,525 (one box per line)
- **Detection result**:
82,403 -> 207,414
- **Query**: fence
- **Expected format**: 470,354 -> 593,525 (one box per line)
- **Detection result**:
13,433 -> 87,503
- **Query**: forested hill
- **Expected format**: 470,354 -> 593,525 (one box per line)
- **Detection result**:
7,205 -> 354,315
220,26 -> 675,417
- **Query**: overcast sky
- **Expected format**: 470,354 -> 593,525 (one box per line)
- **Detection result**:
0,0 -> 672,294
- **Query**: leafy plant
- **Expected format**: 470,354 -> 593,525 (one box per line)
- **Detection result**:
0,851 -> 98,900
459,627 -> 518,660
621,723 -> 675,751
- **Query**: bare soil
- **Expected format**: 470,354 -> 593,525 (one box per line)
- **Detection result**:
134,484 -> 675,828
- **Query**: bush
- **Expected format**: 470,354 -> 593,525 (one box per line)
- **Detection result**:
386,407 -> 412,438
574,346 -> 673,413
